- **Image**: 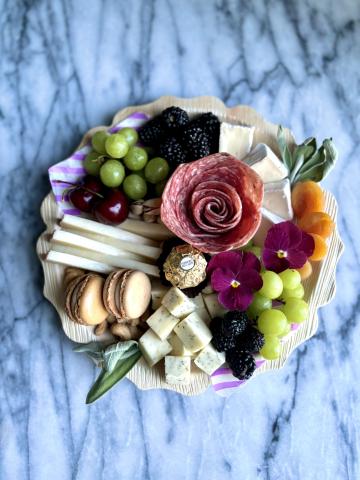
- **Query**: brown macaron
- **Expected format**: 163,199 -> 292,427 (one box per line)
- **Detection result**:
103,269 -> 151,321
65,273 -> 108,326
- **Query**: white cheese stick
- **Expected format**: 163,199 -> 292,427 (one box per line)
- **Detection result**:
146,306 -> 180,340
46,250 -> 113,274
194,344 -> 225,375
139,329 -> 172,367
174,312 -> 212,352
165,356 -> 191,385
161,287 -> 196,318
51,230 -> 145,262
48,244 -> 159,277
119,218 -> 173,241
60,214 -> 160,247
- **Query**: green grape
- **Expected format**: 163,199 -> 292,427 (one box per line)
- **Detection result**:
246,246 -> 262,258
144,157 -> 170,184
260,335 -> 281,360
155,179 -> 167,197
279,269 -> 301,290
124,146 -> 148,171
92,130 -> 109,155
123,174 -> 147,200
257,309 -> 287,335
243,239 -> 254,249
105,134 -> 129,158
278,321 -> 292,338
100,160 -> 125,187
84,151 -> 103,176
281,298 -> 309,324
258,271 -> 283,299
247,293 -> 272,319
117,127 -> 138,147
281,283 -> 304,301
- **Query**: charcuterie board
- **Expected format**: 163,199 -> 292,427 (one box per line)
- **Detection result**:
37,96 -> 344,398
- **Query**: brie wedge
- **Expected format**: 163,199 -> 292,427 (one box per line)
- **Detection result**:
252,207 -> 287,247
263,179 -> 293,220
219,122 -> 254,160
243,143 -> 288,182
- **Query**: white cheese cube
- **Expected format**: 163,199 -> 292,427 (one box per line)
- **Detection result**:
203,293 -> 228,319
263,179 -> 293,220
161,287 -> 196,318
146,305 -> 180,340
194,344 -> 226,376
253,207 -> 286,247
168,332 -> 192,356
174,312 -> 212,352
192,294 -> 211,325
165,356 -> 191,385
139,329 -> 172,367
219,122 -> 254,160
244,144 -> 288,182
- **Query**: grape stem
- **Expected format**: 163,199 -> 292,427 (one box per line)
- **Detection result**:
52,180 -> 104,200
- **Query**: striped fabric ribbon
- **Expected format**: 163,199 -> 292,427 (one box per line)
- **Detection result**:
211,323 -> 299,397
48,112 -> 150,215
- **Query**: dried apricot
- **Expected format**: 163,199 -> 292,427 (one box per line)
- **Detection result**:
291,181 -> 325,218
309,233 -> 328,261
298,211 -> 335,238
296,261 -> 312,280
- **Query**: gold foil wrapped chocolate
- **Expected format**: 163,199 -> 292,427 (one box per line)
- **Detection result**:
163,245 -> 207,289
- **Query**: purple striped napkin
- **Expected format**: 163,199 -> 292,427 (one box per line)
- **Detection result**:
48,112 -> 150,215
211,323 -> 299,397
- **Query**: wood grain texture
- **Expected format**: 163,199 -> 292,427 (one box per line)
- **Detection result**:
36,96 -> 344,395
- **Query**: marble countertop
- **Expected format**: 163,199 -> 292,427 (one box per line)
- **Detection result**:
1,0 -> 359,479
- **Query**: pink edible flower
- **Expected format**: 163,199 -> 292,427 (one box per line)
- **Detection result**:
207,251 -> 263,311
262,221 -> 314,273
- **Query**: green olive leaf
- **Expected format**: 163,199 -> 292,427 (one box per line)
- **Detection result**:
277,125 -> 293,171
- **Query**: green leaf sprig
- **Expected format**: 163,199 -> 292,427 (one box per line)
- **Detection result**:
277,126 -> 338,185
74,340 -> 142,404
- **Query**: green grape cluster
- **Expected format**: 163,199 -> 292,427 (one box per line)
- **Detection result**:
245,265 -> 309,361
83,128 -> 170,200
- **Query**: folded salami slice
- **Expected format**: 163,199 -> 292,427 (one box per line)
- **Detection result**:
160,153 -> 264,253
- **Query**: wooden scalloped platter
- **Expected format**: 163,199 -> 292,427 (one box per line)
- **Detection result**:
36,96 -> 344,396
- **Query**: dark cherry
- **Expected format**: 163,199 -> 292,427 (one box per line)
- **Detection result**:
69,176 -> 103,212
93,190 -> 129,225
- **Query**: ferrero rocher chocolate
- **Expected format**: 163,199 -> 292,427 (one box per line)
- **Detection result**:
163,245 -> 207,289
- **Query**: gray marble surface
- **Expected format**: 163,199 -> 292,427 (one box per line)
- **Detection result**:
0,0 -> 359,479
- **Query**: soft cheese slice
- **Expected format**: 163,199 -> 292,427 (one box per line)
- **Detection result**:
202,293 -> 228,319
174,312 -> 212,352
243,143 -> 288,182
46,250 -> 112,274
219,122 -> 254,160
139,329 -> 172,367
161,287 -> 196,318
263,179 -> 293,220
61,214 -> 159,247
165,356 -> 191,385
252,207 -> 286,247
168,333 -> 192,356
192,294 -> 211,325
146,305 -> 180,340
194,344 -> 226,376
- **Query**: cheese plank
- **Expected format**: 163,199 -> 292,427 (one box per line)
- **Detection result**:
146,306 -> 180,340
165,356 -> 191,385
139,329 -> 172,367
174,312 -> 212,352
194,344 -> 225,375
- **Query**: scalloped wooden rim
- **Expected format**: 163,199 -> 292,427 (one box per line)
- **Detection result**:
36,96 -> 345,396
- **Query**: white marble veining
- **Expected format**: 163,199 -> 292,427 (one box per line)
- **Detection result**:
0,0 -> 359,479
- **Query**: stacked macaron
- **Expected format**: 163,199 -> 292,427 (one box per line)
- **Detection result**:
64,267 -> 152,339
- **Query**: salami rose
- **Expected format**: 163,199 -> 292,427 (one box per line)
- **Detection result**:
160,153 -> 264,253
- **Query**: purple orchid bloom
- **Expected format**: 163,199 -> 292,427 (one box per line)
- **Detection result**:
207,251 -> 263,311
262,221 -> 315,273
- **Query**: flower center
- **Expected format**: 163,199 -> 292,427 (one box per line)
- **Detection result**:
231,280 -> 240,288
277,249 -> 287,259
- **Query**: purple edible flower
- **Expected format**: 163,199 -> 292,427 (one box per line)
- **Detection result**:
207,251 -> 263,311
262,221 -> 315,273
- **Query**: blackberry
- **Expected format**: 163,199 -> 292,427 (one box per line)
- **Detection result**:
159,137 -> 187,166
139,117 -> 165,146
210,317 -> 236,352
237,327 -> 265,353
222,311 -> 249,337
181,126 -> 210,161
161,106 -> 189,132
191,113 -> 220,153
226,349 -> 256,380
